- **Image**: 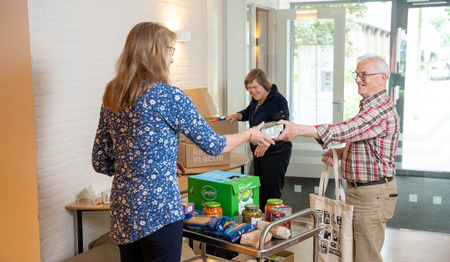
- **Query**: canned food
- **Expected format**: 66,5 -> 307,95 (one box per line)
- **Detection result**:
203,201 -> 223,216
265,198 -> 283,222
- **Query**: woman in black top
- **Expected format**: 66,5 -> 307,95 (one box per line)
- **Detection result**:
227,68 -> 292,207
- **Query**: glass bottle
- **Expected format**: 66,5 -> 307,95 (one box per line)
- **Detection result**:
242,204 -> 262,224
264,198 -> 283,222
202,201 -> 223,216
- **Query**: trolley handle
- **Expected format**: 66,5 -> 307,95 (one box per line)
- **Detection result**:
259,208 -> 318,251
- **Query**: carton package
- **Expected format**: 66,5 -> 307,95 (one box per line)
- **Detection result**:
182,201 -> 195,215
181,88 -> 239,142
178,142 -> 230,168
261,122 -> 284,138
231,251 -> 294,262
188,170 -> 260,217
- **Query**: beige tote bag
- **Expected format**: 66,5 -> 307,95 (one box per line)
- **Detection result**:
309,149 -> 354,262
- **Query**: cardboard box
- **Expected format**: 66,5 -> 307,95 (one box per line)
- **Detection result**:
181,88 -> 239,143
179,175 -> 188,198
231,251 -> 294,262
178,142 -> 230,168
188,171 -> 260,217
181,240 -> 197,261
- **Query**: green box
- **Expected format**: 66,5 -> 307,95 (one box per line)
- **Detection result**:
187,170 -> 260,217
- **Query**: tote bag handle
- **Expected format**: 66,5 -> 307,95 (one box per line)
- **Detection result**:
318,148 -> 346,203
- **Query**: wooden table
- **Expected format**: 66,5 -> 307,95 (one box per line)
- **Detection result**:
66,152 -> 249,254
65,198 -> 109,254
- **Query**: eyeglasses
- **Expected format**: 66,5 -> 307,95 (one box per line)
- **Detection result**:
167,46 -> 176,56
351,72 -> 383,80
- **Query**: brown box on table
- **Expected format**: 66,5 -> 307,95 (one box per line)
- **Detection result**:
178,142 -> 230,168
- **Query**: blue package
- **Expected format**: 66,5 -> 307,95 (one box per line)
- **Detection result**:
223,223 -> 257,243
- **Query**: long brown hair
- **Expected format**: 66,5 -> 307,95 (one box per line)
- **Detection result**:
103,22 -> 177,113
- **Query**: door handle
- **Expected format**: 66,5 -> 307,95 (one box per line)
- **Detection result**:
332,100 -> 343,113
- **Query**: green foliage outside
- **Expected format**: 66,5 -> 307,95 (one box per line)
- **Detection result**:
428,12 -> 450,48
292,3 -> 369,121
344,93 -> 362,121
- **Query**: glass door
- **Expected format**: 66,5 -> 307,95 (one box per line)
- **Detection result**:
275,8 -> 346,178
391,2 -> 450,175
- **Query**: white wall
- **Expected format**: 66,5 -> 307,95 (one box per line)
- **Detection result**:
27,1 -> 211,261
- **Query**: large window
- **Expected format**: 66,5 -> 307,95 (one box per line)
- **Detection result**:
244,0 -> 450,235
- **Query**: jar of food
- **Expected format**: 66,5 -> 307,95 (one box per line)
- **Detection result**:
265,198 -> 283,221
242,204 -> 262,224
271,205 -> 293,229
202,201 -> 223,216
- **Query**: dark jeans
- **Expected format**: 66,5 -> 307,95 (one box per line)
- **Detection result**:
253,149 -> 292,207
118,220 -> 183,262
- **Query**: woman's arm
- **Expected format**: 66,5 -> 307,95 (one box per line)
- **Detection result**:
226,113 -> 242,123
92,107 -> 115,176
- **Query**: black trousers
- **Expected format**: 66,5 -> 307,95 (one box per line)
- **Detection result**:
118,220 -> 183,262
253,149 -> 292,207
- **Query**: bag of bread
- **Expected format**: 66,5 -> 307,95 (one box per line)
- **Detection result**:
256,220 -> 291,239
240,229 -> 272,248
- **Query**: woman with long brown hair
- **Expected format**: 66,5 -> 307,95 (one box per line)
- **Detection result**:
92,22 -> 273,262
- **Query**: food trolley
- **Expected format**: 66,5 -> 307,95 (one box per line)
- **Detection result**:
182,208 -> 320,262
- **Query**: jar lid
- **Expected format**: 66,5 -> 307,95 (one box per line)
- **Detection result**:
205,201 -> 221,207
266,198 -> 283,205
245,204 -> 259,210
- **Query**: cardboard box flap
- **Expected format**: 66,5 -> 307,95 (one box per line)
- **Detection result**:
225,175 -> 261,195
190,170 -> 245,183
183,88 -> 218,117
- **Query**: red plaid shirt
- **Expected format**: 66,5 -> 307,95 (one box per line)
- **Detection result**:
316,90 -> 400,183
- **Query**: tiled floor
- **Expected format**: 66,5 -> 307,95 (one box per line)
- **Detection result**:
281,176 -> 450,234
286,227 -> 450,262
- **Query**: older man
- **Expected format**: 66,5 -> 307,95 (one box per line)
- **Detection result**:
275,54 -> 400,262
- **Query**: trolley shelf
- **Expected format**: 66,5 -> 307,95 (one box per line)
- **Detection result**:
183,208 -> 320,262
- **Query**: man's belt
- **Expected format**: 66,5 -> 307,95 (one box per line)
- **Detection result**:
347,176 -> 394,187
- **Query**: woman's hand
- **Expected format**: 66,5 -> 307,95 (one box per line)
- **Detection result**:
226,113 -> 242,124
248,122 -> 275,147
254,145 -> 269,158
176,160 -> 186,178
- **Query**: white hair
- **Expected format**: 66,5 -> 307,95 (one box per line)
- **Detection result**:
356,54 -> 390,79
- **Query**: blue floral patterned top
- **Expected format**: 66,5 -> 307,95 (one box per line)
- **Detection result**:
92,82 -> 226,245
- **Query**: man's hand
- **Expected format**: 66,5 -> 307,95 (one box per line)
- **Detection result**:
273,120 -> 299,141
274,120 -> 320,141
321,149 -> 343,166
